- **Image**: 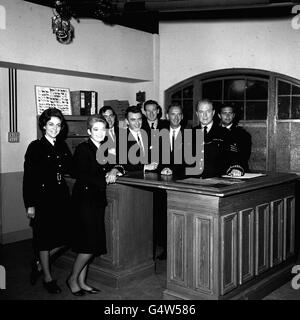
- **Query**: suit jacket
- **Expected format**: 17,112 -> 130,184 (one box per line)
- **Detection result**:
192,122 -> 244,178
141,118 -> 169,164
120,128 -> 150,172
157,126 -> 187,177
141,118 -> 169,133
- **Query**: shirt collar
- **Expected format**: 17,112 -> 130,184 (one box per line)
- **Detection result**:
148,119 -> 158,129
129,128 -> 140,140
203,121 -> 213,133
45,135 -> 55,146
170,126 -> 181,134
222,123 -> 233,129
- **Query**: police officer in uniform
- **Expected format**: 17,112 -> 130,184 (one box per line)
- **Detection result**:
218,103 -> 252,172
193,99 -> 245,178
23,108 -> 73,294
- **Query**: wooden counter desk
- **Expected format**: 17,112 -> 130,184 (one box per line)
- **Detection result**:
65,172 -> 298,300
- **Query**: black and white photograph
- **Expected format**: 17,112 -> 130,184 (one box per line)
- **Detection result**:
1,0 -> 300,306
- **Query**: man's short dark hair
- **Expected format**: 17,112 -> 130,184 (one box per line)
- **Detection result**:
218,103 -> 236,114
167,102 -> 182,114
125,105 -> 142,119
143,100 -> 159,111
99,105 -> 117,117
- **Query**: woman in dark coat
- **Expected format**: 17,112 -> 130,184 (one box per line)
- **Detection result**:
23,108 -> 72,294
66,114 -> 123,296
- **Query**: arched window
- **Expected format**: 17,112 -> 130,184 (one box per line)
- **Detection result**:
165,69 -> 300,174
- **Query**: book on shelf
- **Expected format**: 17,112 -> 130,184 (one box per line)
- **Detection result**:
70,90 -> 98,115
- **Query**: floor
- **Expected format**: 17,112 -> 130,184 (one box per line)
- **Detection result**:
1,239 -> 300,300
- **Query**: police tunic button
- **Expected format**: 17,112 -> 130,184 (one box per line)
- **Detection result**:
59,164 -> 62,167
57,156 -> 60,159
201,150 -> 204,153
48,155 -> 50,158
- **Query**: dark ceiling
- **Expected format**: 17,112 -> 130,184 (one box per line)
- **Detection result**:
24,0 -> 300,33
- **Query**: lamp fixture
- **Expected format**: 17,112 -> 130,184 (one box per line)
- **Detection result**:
51,0 -> 77,45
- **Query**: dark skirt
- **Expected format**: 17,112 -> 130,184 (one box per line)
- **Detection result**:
70,183 -> 107,256
31,183 -> 70,251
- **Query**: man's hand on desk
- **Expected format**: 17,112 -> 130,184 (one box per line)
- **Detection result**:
144,162 -> 158,171
161,167 -> 173,176
227,169 -> 243,177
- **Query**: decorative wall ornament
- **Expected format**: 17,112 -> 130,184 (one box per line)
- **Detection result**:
51,0 -> 77,44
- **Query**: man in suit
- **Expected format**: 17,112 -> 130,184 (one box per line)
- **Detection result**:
99,106 -> 119,158
121,105 -> 158,172
193,99 -> 245,178
142,100 -> 168,132
218,103 -> 252,172
158,103 -> 187,177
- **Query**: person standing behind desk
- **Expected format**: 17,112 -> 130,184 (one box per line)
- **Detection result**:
159,103 -> 186,177
141,100 -> 168,260
67,115 -> 123,296
141,100 -> 168,132
155,103 -> 186,260
99,105 -> 119,148
218,103 -> 252,172
23,108 -> 73,294
122,105 -> 158,172
193,99 -> 245,178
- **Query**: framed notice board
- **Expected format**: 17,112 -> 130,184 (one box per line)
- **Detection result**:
35,85 -> 72,115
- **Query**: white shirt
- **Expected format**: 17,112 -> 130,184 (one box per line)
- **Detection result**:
170,126 -> 181,151
222,123 -> 233,130
109,127 -> 115,142
129,128 -> 145,155
203,121 -> 213,133
148,119 -> 158,129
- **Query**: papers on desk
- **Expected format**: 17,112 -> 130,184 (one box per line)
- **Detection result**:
178,177 -> 243,186
221,173 -> 266,179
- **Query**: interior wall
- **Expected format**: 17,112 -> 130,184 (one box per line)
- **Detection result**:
0,0 -> 154,81
159,18 -> 300,106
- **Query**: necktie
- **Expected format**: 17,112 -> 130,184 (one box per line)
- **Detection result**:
203,126 -> 207,142
137,132 -> 145,156
151,123 -> 155,129
109,128 -> 115,142
171,129 -> 176,152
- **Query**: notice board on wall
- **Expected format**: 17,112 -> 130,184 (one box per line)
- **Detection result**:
35,85 -> 72,115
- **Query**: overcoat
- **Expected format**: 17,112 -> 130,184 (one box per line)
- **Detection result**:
71,139 -> 110,256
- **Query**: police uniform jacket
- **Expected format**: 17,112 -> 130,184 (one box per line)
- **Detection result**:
193,122 -> 244,178
23,135 -> 73,250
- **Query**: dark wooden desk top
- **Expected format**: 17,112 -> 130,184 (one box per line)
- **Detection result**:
116,171 -> 298,197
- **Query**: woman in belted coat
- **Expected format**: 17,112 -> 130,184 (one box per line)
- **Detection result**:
66,114 -> 123,296
23,108 -> 73,294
